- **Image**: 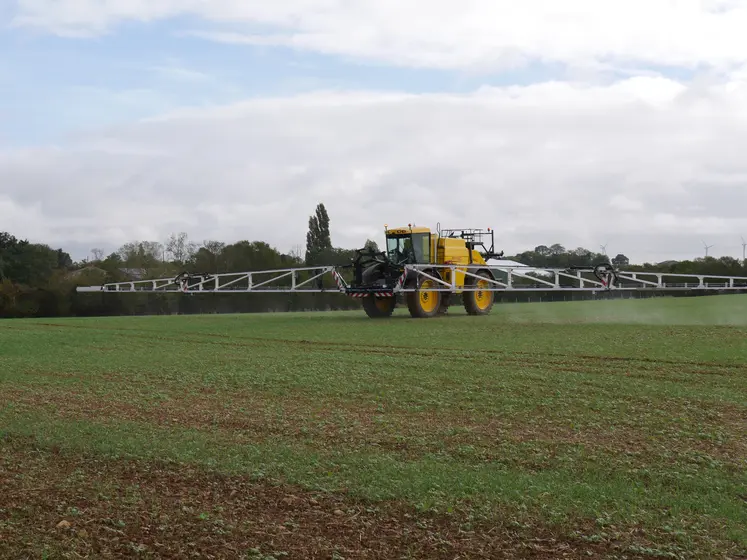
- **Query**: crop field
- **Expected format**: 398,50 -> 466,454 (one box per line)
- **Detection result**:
1,294 -> 746,559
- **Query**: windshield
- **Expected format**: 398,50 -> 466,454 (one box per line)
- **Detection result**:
386,235 -> 412,262
386,233 -> 430,264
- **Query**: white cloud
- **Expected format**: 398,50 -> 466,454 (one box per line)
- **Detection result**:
11,0 -> 747,72
3,75 -> 747,263
609,195 -> 643,212
148,65 -> 211,82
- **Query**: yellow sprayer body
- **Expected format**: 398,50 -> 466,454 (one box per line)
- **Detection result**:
384,226 -> 488,294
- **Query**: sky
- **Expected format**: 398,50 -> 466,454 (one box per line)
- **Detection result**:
2,0 -> 747,265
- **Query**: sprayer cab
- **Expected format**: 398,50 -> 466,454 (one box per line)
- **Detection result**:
383,224 -> 504,267
384,225 -> 432,264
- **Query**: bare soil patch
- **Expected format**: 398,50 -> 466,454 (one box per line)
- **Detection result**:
0,434 -> 664,559
4,383 -> 744,467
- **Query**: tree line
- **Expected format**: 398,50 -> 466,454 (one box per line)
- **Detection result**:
2,203 -> 746,318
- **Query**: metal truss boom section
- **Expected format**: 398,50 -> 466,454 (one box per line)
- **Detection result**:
75,263 -> 747,295
76,266 -> 338,293
402,264 -> 747,292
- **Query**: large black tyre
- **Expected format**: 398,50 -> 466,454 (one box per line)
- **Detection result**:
362,296 -> 396,318
361,262 -> 385,284
406,271 -> 442,318
463,270 -> 495,315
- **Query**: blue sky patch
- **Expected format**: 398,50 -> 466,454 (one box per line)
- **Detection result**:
1,15 -> 591,147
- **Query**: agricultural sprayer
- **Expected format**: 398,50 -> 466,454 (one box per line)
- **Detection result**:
76,224 -> 747,318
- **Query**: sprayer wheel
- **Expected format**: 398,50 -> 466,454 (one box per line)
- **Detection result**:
463,270 -> 494,315
362,295 -> 396,318
406,273 -> 442,318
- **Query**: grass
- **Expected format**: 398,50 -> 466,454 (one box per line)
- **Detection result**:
1,294 -> 746,558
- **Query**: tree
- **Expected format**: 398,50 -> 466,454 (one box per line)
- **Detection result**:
0,233 -> 61,286
166,232 -> 197,264
288,244 -> 305,264
117,241 -> 163,268
202,240 -> 225,256
188,240 -> 226,273
0,232 -> 25,281
612,254 -> 630,267
549,244 -> 565,255
305,203 -> 332,265
364,239 -> 379,252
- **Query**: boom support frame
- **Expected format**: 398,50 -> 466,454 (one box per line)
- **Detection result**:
76,266 -> 338,293
76,263 -> 747,295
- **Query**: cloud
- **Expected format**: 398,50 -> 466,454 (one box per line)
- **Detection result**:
3,74 -> 747,263
609,195 -> 643,212
11,0 -> 747,73
148,64 -> 211,82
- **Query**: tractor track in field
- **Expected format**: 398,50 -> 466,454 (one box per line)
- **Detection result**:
4,381 -> 746,466
3,319 -> 746,558
1,433 -> 672,560
11,322 -> 747,378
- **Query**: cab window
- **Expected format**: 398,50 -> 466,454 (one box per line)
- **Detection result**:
386,233 -> 430,263
411,233 -> 430,263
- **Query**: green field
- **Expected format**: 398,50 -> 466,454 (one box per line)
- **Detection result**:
1,295 -> 746,559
